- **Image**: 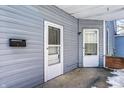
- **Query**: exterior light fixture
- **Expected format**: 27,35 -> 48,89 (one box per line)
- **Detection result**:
78,32 -> 82,35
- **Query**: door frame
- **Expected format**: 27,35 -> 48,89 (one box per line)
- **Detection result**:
44,21 -> 63,82
83,28 -> 99,67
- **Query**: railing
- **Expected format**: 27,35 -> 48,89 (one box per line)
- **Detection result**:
106,56 -> 124,69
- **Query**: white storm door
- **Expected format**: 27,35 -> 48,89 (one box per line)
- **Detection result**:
83,29 -> 99,67
44,21 -> 63,82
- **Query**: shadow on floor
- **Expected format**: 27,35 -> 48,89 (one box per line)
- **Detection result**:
36,68 -> 113,88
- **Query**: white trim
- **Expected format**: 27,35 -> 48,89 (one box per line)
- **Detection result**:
48,45 -> 61,47
83,29 -> 99,67
106,28 -> 110,55
103,20 -> 106,67
44,21 -> 63,82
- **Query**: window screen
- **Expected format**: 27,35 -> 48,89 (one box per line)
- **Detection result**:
48,26 -> 60,45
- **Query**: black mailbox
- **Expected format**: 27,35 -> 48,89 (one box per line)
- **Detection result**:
9,39 -> 26,47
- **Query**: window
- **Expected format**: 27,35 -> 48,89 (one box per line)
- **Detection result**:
48,46 -> 60,65
116,20 -> 124,34
48,26 -> 60,45
48,46 -> 60,55
48,26 -> 61,65
84,31 -> 98,55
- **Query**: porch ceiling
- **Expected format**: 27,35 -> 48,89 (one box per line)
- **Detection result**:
56,5 -> 124,21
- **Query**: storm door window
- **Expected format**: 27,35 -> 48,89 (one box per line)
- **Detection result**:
84,31 -> 98,55
48,26 -> 60,65
48,26 -> 60,45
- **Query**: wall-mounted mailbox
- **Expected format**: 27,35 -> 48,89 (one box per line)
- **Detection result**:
9,39 -> 26,47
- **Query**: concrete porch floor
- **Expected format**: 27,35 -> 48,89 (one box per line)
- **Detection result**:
37,68 -> 112,88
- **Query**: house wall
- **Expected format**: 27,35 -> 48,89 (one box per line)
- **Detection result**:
0,5 -> 78,88
115,36 -> 124,57
78,19 -> 104,67
105,21 -> 116,56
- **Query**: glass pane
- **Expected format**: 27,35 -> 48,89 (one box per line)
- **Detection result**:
48,46 -> 60,65
116,20 -> 124,34
84,30 -> 97,55
48,26 -> 60,45
48,46 -> 59,55
85,43 -> 97,55
85,31 -> 97,43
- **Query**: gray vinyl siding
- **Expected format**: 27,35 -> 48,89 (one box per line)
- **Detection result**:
33,5 -> 78,72
78,19 -> 104,67
0,5 -> 78,88
0,5 -> 44,88
105,21 -> 116,56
